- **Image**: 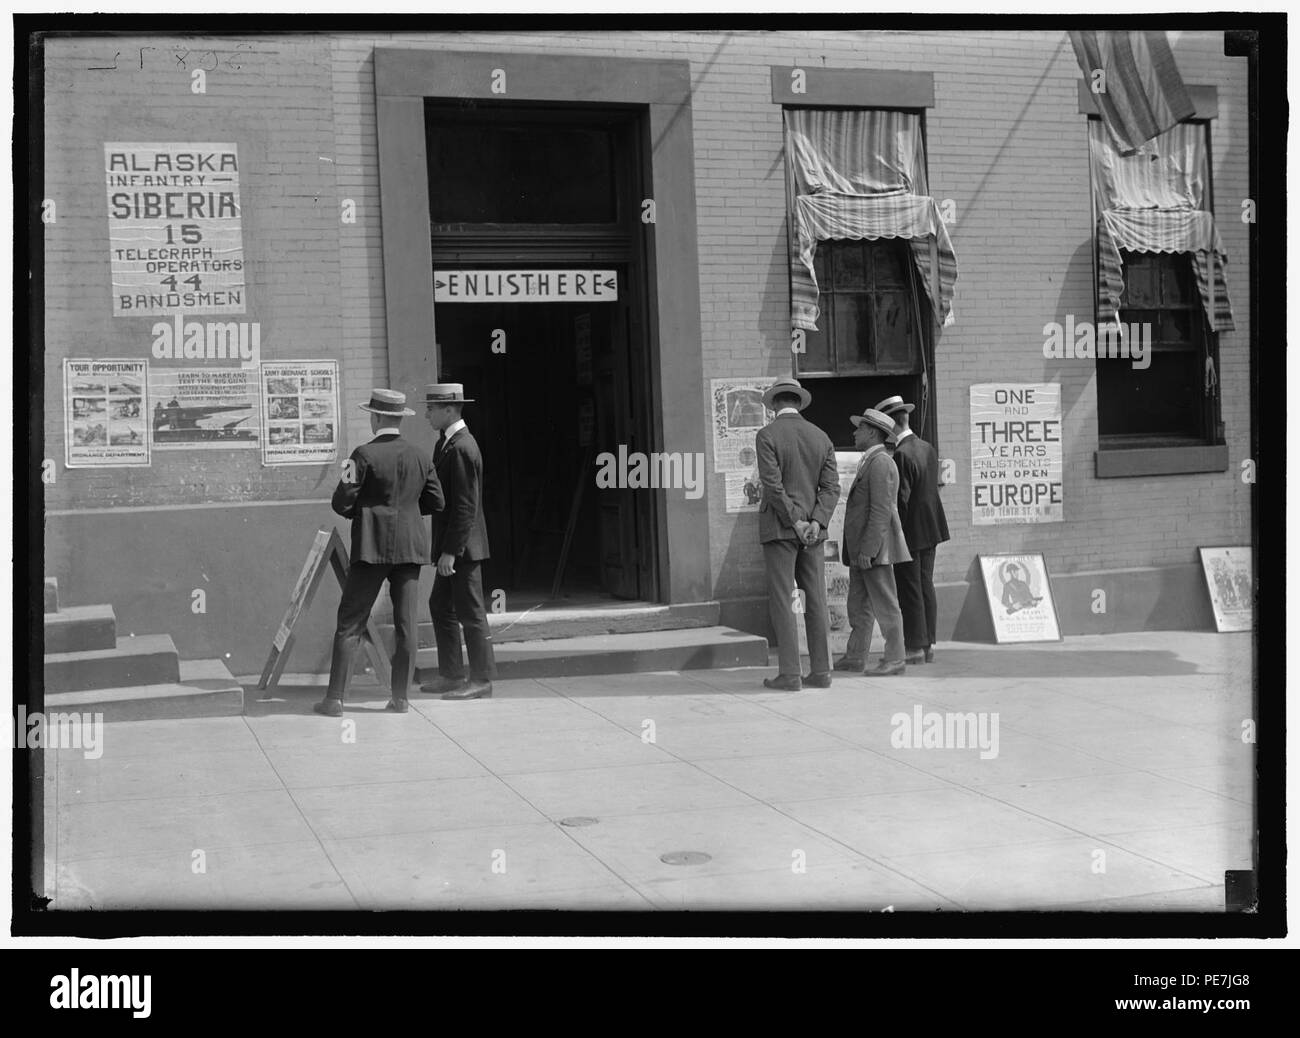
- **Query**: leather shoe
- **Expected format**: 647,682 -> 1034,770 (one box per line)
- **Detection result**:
924,646 -> 935,663
863,660 -> 906,677
763,675 -> 802,691
802,672 -> 832,688
833,656 -> 864,671
905,651 -> 925,665
384,698 -> 409,713
313,697 -> 343,717
421,676 -> 466,695
443,680 -> 492,700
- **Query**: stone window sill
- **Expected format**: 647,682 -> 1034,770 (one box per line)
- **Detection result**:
1094,443 -> 1230,478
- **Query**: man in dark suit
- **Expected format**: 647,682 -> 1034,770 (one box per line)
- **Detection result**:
755,377 -> 841,692
421,383 -> 497,700
841,407 -> 911,675
877,395 -> 950,664
315,389 -> 444,717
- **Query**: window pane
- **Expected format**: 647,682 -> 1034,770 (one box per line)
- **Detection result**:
1162,256 -> 1195,306
802,322 -> 833,373
873,291 -> 916,369
871,239 -> 911,289
813,245 -> 829,291
1097,352 -> 1200,437
1123,255 -> 1158,307
1159,309 -> 1195,344
833,294 -> 872,367
428,119 -> 617,224
832,242 -> 866,288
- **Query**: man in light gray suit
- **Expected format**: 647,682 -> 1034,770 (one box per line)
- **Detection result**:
754,377 -> 841,692
841,407 -> 912,676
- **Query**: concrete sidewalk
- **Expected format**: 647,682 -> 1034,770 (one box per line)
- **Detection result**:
44,631 -> 1253,912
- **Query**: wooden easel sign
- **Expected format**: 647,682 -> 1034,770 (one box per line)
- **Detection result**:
977,552 -> 1063,644
257,526 -> 392,692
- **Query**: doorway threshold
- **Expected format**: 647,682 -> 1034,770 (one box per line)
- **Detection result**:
487,597 -> 720,643
374,598 -> 721,649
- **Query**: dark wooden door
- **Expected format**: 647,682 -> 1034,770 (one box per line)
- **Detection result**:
594,297 -> 639,599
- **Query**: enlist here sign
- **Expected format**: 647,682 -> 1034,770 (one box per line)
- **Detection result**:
434,269 -> 618,303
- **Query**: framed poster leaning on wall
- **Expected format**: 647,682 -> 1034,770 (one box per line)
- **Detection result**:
1198,546 -> 1253,633
977,552 -> 1063,644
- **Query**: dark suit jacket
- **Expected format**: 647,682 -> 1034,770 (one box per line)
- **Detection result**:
432,427 -> 490,561
332,433 -> 444,565
841,446 -> 911,568
754,412 -> 841,544
892,432 -> 951,551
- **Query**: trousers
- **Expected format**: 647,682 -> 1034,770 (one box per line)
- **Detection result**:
841,564 -> 877,663
848,564 -> 906,664
764,538 -> 831,677
327,561 -> 420,701
429,557 -> 497,681
894,546 -> 938,650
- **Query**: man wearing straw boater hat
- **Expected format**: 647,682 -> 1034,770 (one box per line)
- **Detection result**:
314,389 -> 444,716
840,406 -> 911,676
875,394 -> 949,664
421,382 -> 497,699
754,376 -> 841,691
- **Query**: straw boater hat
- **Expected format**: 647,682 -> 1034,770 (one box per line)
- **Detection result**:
874,395 -> 915,416
850,407 -> 897,435
358,388 -> 415,417
762,377 -> 812,412
424,382 -> 475,405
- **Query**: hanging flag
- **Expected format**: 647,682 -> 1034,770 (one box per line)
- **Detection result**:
1069,31 -> 1195,155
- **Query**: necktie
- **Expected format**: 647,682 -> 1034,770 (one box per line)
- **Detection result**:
434,433 -> 447,462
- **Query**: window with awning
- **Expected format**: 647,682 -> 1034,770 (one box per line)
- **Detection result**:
785,108 -> 958,333
1088,117 -> 1229,451
1090,119 -> 1233,334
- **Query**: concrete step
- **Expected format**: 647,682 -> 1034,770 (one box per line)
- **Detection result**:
44,577 -> 59,614
44,659 -> 244,722
376,600 -> 720,653
414,624 -> 768,680
43,634 -> 180,693
44,604 -> 117,655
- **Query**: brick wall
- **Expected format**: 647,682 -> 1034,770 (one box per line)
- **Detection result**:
324,28 -> 1251,598
43,29 -> 1253,625
43,34 -> 346,509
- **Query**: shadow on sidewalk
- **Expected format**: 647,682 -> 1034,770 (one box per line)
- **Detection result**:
927,646 -> 1215,679
243,681 -> 396,716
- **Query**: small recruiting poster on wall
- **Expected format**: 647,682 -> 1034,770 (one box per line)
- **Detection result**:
799,452 -> 862,658
724,470 -> 764,513
105,142 -> 245,317
712,377 -> 777,482
970,382 -> 1063,525
148,368 -> 260,450
259,361 -> 340,465
1198,546 -> 1252,632
978,553 -> 1062,643
63,359 -> 150,467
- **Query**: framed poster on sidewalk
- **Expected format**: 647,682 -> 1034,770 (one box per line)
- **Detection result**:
1198,546 -> 1253,633
978,553 -> 1062,643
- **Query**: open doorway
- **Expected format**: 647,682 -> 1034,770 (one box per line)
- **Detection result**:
426,101 -> 659,606
435,282 -> 648,602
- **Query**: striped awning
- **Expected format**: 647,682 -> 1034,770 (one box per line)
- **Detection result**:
791,193 -> 958,331
1090,120 -> 1233,332
784,108 -> 958,332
